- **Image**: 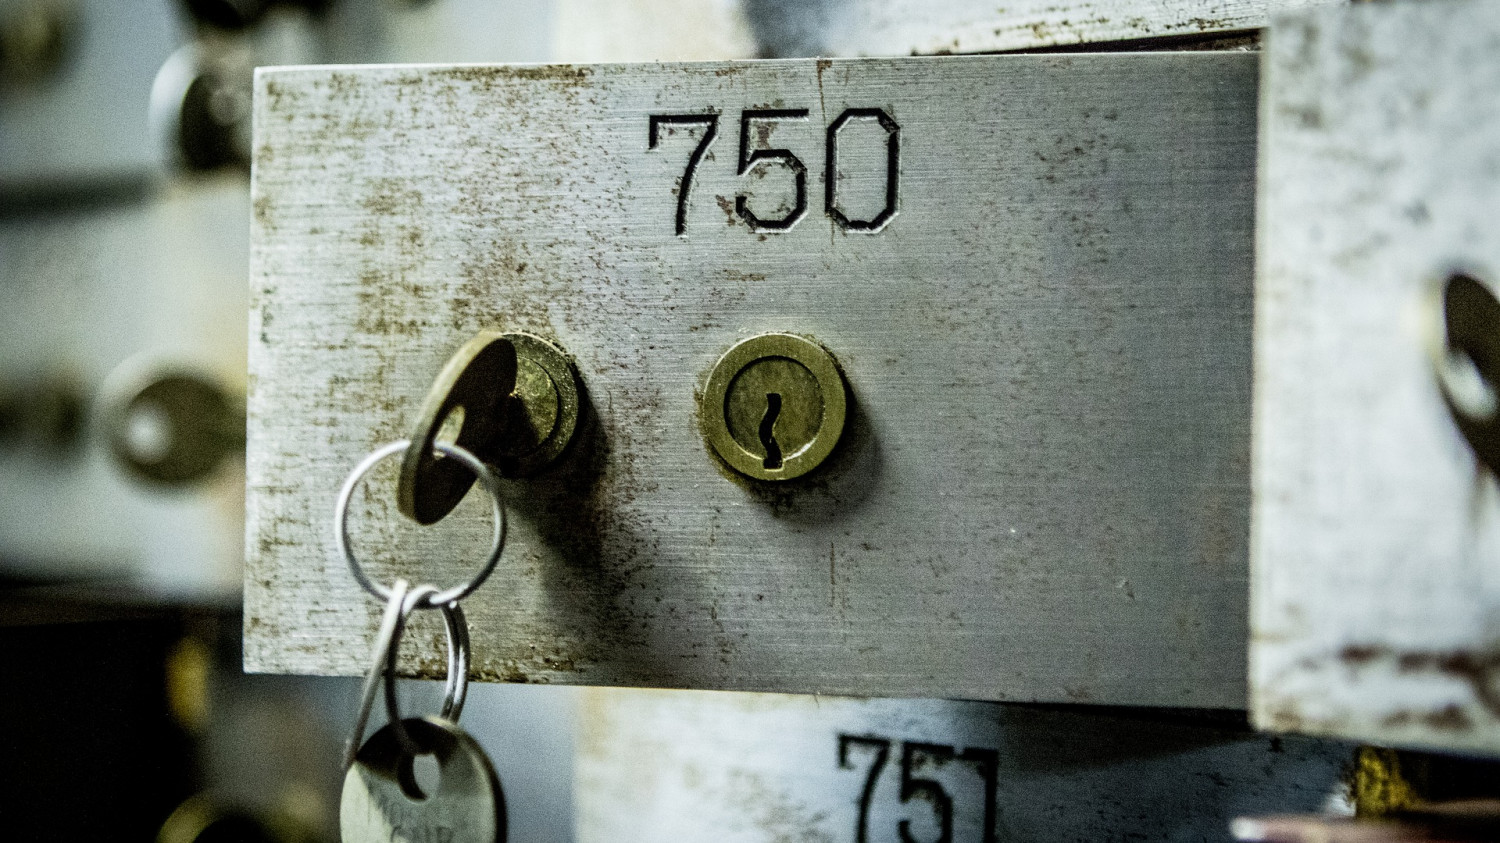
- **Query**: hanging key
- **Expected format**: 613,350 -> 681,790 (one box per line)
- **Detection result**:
335,437 -> 511,843
338,579 -> 504,843
342,716 -> 506,843
398,330 -> 583,525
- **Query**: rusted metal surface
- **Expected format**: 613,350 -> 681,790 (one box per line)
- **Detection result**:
577,688 -> 1352,843
247,55 -> 1257,705
1253,0 -> 1500,753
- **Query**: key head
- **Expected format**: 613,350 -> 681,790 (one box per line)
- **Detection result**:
341,716 -> 505,843
398,331 -> 517,525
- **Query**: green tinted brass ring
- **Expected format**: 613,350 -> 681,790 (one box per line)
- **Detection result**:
493,333 -> 582,478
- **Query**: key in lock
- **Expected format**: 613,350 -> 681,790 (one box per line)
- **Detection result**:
399,331 -> 582,525
701,333 -> 847,481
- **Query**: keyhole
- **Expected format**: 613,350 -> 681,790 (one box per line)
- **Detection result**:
760,393 -> 783,469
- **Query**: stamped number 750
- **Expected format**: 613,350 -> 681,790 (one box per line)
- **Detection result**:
648,107 -> 900,236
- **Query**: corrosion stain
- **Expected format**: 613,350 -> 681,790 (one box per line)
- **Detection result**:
1341,645 -> 1383,665
1426,704 -> 1475,731
1325,644 -> 1500,722
252,194 -> 273,228
362,178 -> 425,217
438,65 -> 593,88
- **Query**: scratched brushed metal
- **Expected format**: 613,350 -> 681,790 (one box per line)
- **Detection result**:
247,55 -> 1257,706
1253,0 -> 1500,753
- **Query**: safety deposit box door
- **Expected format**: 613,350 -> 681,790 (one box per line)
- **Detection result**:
247,55 -> 1256,706
1254,0 -> 1500,754
575,688 -> 1349,843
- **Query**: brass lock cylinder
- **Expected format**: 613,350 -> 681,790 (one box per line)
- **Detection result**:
701,333 -> 847,481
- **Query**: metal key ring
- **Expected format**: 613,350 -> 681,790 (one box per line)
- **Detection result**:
343,581 -> 470,769
384,588 -> 471,758
335,438 -> 507,607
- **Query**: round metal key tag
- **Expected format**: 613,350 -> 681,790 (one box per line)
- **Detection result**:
342,715 -> 506,843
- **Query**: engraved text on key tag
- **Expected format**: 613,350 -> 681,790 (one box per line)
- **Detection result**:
342,716 -> 506,843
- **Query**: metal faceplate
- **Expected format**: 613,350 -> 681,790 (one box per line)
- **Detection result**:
718,0 -> 1332,56
552,0 -> 1342,61
247,55 -> 1257,706
576,689 -> 1352,843
1253,0 -> 1500,753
